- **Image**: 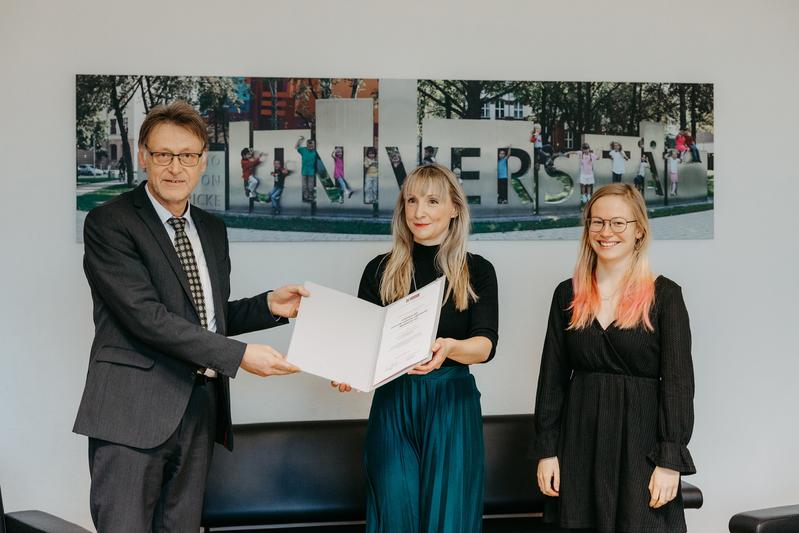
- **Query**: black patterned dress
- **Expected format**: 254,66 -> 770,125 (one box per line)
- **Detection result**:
533,276 -> 696,533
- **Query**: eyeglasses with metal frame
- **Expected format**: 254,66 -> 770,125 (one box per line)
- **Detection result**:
145,144 -> 205,167
587,217 -> 637,233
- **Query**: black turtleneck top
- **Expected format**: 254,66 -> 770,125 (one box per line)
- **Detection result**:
357,242 -> 499,365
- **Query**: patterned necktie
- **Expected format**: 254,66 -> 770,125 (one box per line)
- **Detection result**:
167,217 -> 208,329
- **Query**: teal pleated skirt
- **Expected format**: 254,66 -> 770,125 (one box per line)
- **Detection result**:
364,366 -> 484,533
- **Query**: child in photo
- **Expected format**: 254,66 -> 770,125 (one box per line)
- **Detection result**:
240,148 -> 265,200
567,143 -> 598,206
332,146 -> 355,203
497,146 -> 510,204
609,142 -> 629,183
453,165 -> 463,184
296,136 -> 318,203
363,147 -> 379,204
683,130 -> 702,163
530,123 -> 555,170
675,129 -> 688,162
422,146 -> 437,164
634,154 -> 649,196
668,149 -> 681,196
266,160 -> 290,215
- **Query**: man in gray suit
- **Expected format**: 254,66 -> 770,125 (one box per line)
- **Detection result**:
73,101 -> 306,532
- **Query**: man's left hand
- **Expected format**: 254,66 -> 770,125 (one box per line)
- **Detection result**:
267,285 -> 310,318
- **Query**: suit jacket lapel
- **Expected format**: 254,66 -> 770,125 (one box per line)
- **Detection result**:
132,182 -> 197,314
191,206 -> 226,334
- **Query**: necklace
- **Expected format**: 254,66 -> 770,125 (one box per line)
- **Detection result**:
600,287 -> 620,302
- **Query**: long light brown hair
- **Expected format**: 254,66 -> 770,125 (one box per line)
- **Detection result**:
379,164 -> 476,311
569,184 -> 655,330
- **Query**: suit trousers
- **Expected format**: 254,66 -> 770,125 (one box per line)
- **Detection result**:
88,377 -> 217,532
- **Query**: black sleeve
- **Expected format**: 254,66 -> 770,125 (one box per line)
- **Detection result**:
647,281 -> 696,475
532,282 -> 572,461
357,255 -> 387,306
467,255 -> 499,362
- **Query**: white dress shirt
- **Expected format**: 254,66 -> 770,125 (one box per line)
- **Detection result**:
145,186 -> 218,334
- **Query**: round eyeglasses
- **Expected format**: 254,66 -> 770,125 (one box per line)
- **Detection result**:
587,217 -> 637,233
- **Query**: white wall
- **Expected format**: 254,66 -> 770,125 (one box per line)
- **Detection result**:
1,0 -> 798,530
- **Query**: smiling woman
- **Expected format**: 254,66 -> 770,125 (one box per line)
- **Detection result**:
335,164 -> 499,533
533,183 -> 696,533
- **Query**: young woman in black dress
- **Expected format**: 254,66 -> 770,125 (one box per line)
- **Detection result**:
533,183 -> 695,533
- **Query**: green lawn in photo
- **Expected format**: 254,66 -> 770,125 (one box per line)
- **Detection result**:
77,184 -> 713,234
77,175 -> 113,184
218,202 -> 714,235
76,184 -> 134,211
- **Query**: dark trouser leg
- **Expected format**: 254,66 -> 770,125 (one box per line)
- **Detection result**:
302,174 -> 315,202
271,187 -> 283,212
88,378 -> 217,533
498,178 -> 508,203
89,438 -> 164,532
612,172 -> 622,183
152,378 -> 217,532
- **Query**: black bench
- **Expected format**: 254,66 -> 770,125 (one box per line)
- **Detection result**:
0,486 -> 90,533
202,414 -> 702,532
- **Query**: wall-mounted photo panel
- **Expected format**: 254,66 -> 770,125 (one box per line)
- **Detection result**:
76,75 -> 713,241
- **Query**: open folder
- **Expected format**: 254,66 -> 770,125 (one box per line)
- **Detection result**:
287,277 -> 446,392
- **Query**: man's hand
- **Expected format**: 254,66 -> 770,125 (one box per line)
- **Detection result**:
648,466 -> 680,508
267,285 -> 310,319
240,344 -> 300,377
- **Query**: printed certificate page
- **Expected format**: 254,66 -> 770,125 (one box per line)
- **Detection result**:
287,282 -> 386,392
372,277 -> 446,387
287,278 -> 445,392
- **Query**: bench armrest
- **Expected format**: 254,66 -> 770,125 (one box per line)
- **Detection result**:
681,480 -> 703,509
729,504 -> 799,533
5,511 -> 91,533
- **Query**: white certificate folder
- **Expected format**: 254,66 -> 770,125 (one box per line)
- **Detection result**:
287,277 -> 446,392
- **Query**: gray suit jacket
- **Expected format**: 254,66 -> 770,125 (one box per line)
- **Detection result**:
73,181 -> 285,450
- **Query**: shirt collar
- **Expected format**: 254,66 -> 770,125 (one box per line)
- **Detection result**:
144,181 -> 194,230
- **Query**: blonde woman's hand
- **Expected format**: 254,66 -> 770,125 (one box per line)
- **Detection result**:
330,381 -> 352,393
408,337 -> 453,375
537,456 -> 560,497
648,466 -> 680,508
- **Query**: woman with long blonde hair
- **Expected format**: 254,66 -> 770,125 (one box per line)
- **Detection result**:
533,184 -> 695,532
334,164 -> 498,533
